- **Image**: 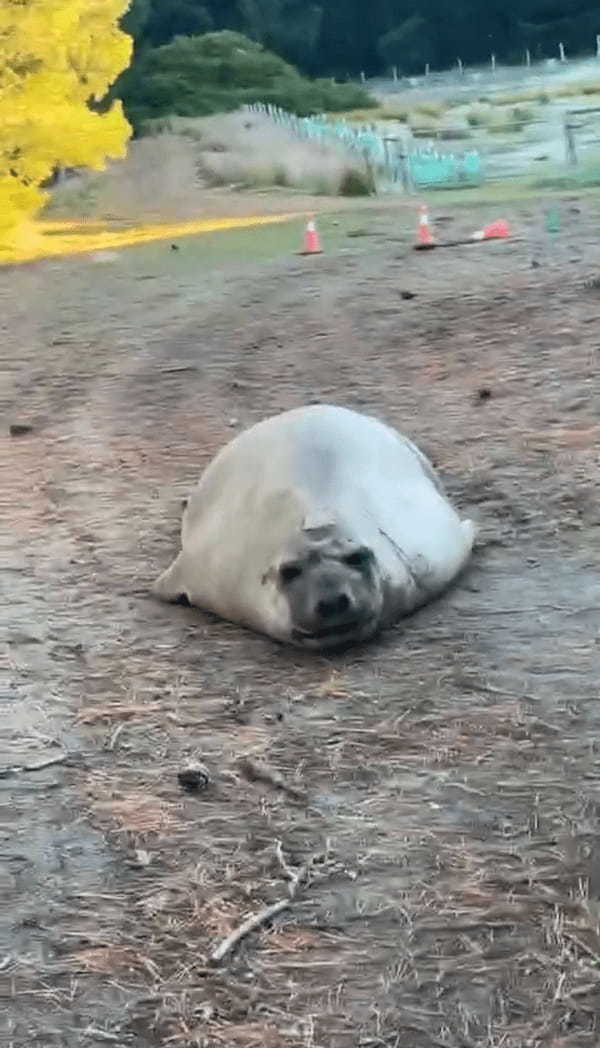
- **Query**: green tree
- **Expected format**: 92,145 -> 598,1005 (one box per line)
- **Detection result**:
116,30 -> 374,132
0,0 -> 132,253
378,15 -> 432,74
121,0 -> 152,43
145,0 -> 212,47
120,0 -> 600,81
237,0 -> 322,69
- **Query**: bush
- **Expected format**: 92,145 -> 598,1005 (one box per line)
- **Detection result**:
338,168 -> 373,196
408,113 -> 439,136
379,105 -> 410,122
414,101 -> 446,119
114,30 -> 376,133
466,103 -> 490,127
511,104 -> 535,127
464,101 -> 536,134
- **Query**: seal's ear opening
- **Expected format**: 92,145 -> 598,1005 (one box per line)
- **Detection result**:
279,562 -> 303,585
260,565 -> 280,587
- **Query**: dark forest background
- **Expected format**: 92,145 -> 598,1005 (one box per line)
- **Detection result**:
115,1 -> 600,130
122,0 -> 600,77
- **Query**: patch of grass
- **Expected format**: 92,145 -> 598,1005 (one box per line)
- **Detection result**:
465,101 -> 537,133
423,168 -> 600,209
341,101 -> 447,125
408,113 -> 440,137
379,105 -> 411,122
511,104 -> 536,126
331,107 -> 377,124
484,104 -> 536,134
555,78 -> 600,99
337,104 -> 410,124
436,127 -> 472,140
487,79 -> 600,108
466,103 -> 492,127
102,206 -> 384,275
530,152 -> 600,190
414,100 -> 447,118
490,87 -> 548,106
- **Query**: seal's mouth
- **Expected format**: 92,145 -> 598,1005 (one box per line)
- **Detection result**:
292,616 -> 376,650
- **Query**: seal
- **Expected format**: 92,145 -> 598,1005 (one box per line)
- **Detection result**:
152,404 -> 475,651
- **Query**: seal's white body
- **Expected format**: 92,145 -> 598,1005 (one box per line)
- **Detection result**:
152,404 -> 475,645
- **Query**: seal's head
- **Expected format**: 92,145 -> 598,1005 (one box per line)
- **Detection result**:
272,522 -> 384,651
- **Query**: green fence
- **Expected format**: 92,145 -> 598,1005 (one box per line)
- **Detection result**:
244,102 -> 484,190
407,148 -> 483,188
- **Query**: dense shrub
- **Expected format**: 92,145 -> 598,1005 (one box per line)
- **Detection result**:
339,167 -> 374,195
114,31 -> 376,133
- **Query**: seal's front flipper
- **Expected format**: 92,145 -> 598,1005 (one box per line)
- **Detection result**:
152,553 -> 188,604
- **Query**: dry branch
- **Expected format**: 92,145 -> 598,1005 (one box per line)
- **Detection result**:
0,753 -> 69,779
209,845 -> 323,965
209,898 -> 291,965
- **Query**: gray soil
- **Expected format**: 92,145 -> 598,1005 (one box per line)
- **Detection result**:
3,199 -> 600,1048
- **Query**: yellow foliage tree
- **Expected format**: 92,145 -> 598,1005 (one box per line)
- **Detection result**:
0,0 -> 133,252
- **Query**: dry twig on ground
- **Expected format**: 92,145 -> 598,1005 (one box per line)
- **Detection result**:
209,843 -> 325,965
0,753 -> 70,779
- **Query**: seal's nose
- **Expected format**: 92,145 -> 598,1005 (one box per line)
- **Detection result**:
316,592 -> 351,620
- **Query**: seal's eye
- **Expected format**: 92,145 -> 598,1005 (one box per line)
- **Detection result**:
280,562 -> 302,585
344,548 -> 371,570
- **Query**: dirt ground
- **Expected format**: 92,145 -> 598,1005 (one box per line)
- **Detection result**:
3,198 -> 600,1048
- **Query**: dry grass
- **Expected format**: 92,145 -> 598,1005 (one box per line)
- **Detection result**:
45,110 -> 372,224
408,113 -> 442,137
75,701 -> 164,725
488,103 -> 537,133
166,1019 -> 289,1048
488,86 -> 553,106
316,671 -> 352,699
466,101 -> 495,126
46,132 -> 201,222
486,76 -> 600,107
346,92 -> 539,141
183,111 -> 370,195
91,794 -> 180,835
260,926 -> 325,953
85,774 -> 182,836
341,104 -> 410,122
67,945 -> 151,975
344,76 -> 600,144
344,99 -> 449,124
413,100 -> 447,118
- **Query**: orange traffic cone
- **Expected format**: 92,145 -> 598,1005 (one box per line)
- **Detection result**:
470,218 -> 510,242
300,215 -> 322,255
414,203 -> 436,250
